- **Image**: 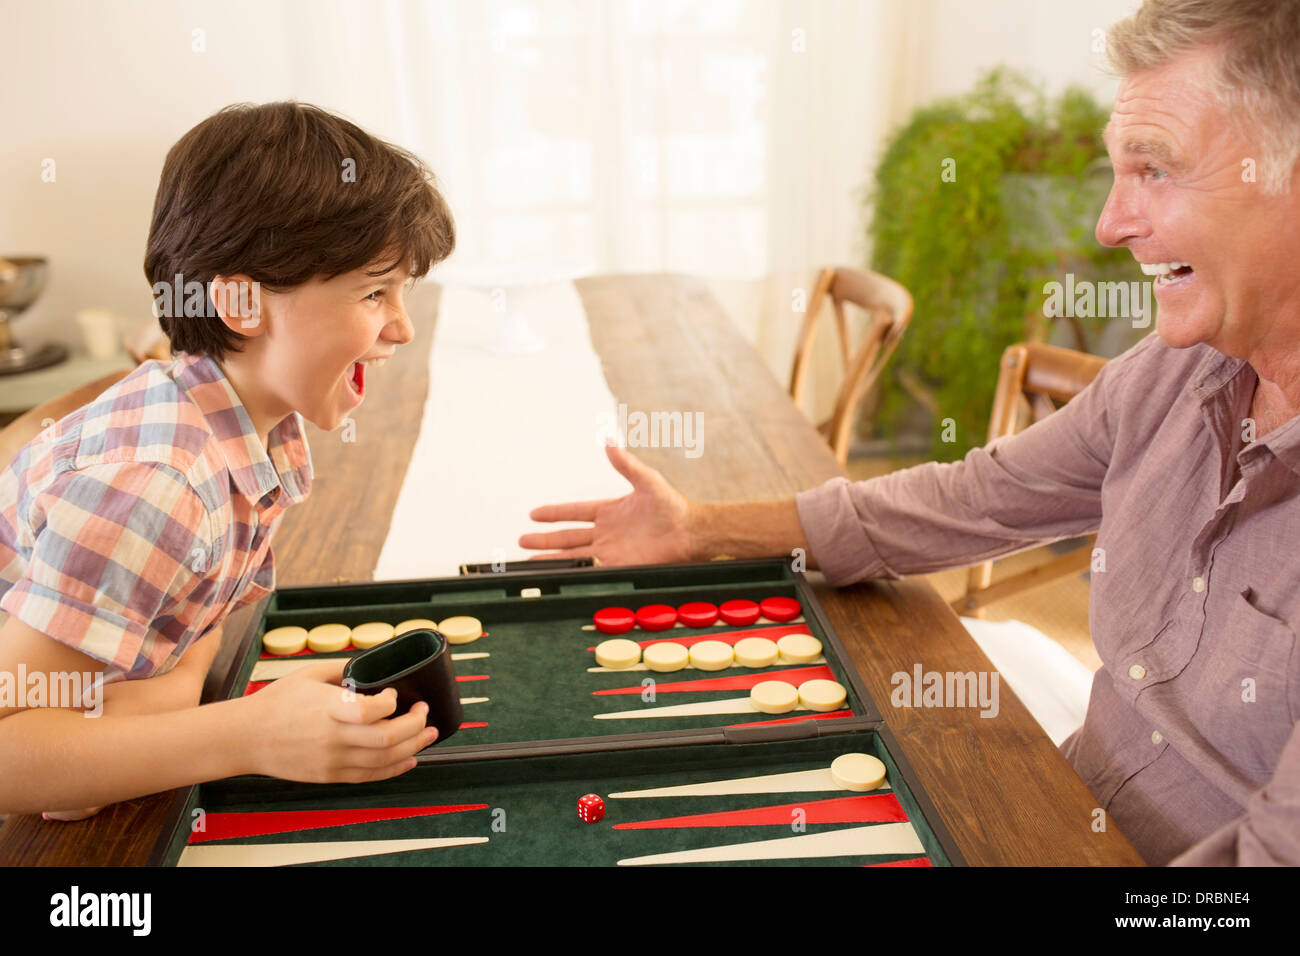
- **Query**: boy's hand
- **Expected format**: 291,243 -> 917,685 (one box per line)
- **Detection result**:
239,659 -> 439,783
42,806 -> 103,822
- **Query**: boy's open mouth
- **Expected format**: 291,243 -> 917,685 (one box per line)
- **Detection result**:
350,361 -> 365,398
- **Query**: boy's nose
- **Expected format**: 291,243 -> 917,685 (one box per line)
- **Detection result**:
386,300 -> 415,345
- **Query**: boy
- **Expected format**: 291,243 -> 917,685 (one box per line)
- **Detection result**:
0,101 -> 456,818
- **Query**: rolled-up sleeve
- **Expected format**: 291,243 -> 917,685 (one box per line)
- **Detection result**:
0,461 -> 212,677
796,336 -> 1150,586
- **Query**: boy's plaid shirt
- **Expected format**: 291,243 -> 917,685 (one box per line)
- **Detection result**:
0,353 -> 312,681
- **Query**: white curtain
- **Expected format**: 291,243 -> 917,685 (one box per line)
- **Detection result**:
2,0 -> 975,423
275,0 -> 908,419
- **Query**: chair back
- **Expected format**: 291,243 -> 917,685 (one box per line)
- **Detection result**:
789,266 -> 913,465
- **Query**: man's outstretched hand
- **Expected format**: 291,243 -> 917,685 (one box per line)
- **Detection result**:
518,442 -> 696,566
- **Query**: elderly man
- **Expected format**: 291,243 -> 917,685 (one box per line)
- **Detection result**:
521,0 -> 1300,866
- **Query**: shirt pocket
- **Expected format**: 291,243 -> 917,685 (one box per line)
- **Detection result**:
1221,588 -> 1298,772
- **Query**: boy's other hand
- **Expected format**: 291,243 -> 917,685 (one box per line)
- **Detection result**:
42,806 -> 103,822
240,659 -> 438,784
518,442 -> 695,566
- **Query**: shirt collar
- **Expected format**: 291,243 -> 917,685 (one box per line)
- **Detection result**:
1191,345 -> 1300,477
170,353 -> 313,504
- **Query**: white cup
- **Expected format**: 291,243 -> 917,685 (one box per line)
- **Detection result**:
75,308 -> 120,360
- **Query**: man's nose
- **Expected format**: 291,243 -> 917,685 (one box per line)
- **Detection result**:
1095,177 -> 1148,248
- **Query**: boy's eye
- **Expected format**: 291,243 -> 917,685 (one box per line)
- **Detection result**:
365,289 -> 385,302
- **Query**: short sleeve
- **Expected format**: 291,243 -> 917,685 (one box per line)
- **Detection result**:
0,460 -> 213,677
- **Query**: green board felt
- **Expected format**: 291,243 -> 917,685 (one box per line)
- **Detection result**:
158,560 -> 961,867
160,728 -> 953,867
232,560 -> 879,751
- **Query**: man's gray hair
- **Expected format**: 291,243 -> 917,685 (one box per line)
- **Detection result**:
1107,0 -> 1300,194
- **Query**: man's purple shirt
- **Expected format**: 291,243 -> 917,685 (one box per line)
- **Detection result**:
796,332 -> 1299,865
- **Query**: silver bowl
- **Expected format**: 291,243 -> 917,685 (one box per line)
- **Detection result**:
0,256 -> 67,374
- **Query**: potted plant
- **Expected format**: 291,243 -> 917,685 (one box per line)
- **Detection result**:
864,68 -> 1139,461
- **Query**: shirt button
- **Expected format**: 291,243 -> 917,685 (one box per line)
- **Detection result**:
1192,576 -> 1206,592
1129,664 -> 1146,680
1151,731 -> 1163,745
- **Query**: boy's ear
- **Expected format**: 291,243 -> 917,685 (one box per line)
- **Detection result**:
208,274 -> 267,338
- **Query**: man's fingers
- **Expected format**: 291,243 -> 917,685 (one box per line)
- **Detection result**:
528,500 -> 604,523
605,442 -> 650,488
517,527 -> 594,551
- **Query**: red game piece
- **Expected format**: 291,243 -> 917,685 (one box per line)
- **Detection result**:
577,793 -> 605,823
759,596 -> 801,623
677,601 -> 719,627
719,599 -> 760,626
593,607 -> 636,634
635,604 -> 678,631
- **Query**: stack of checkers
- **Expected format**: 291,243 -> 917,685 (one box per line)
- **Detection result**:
261,616 -> 485,655
593,596 -> 801,634
594,631 -> 823,674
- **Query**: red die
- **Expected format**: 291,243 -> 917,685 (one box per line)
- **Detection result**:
577,793 -> 605,824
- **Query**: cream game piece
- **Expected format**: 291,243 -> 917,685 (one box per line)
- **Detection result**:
395,618 -> 438,635
261,626 -> 308,656
750,680 -> 799,714
595,638 -> 642,669
643,641 -> 689,672
349,622 -> 395,650
520,587 -> 542,598
798,679 -> 847,712
830,753 -> 887,791
777,633 -> 823,664
688,640 -> 734,671
306,623 -> 351,653
438,616 -> 483,645
733,637 -> 779,668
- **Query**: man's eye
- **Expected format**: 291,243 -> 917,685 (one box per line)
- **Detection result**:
1143,164 -> 1167,180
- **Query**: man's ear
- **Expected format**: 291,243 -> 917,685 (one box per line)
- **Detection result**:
208,274 -> 267,338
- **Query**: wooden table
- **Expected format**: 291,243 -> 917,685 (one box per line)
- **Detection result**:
0,275 -> 1143,865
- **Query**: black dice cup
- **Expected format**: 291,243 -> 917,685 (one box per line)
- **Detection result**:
342,628 -> 462,745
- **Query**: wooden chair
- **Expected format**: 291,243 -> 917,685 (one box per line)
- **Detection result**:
789,266 -> 913,465
953,341 -> 1108,618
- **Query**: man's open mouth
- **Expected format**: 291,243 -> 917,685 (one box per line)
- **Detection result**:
1141,261 -> 1194,286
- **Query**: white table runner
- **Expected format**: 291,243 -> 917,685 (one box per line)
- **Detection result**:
374,281 -> 631,579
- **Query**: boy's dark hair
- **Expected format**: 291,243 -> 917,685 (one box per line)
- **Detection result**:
144,101 -> 455,359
